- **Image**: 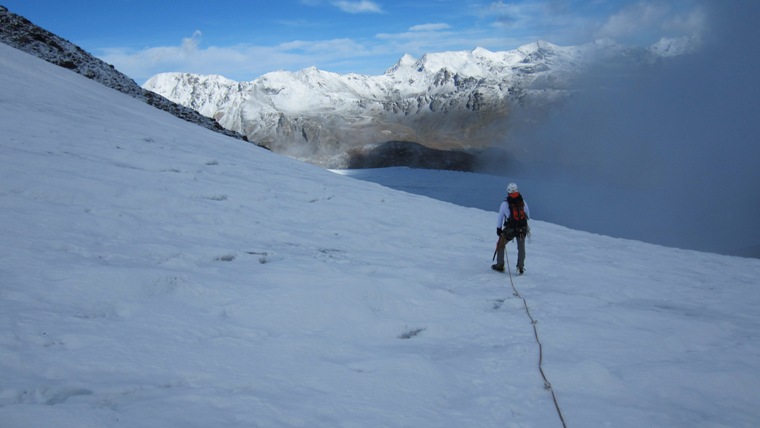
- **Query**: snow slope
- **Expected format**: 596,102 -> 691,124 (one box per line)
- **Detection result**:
2,43 -> 760,428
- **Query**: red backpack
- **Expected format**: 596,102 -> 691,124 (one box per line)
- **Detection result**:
506,192 -> 528,228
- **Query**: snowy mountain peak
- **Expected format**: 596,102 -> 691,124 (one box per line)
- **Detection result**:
517,39 -> 559,52
411,49 -> 497,77
386,53 -> 417,74
297,65 -> 323,77
471,46 -> 493,55
649,35 -> 702,57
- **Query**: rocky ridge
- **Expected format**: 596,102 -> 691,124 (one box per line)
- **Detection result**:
0,6 -> 250,144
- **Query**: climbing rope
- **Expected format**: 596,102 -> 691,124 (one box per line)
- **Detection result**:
505,248 -> 568,428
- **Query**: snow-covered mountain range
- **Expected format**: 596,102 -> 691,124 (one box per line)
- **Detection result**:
144,38 -> 694,167
0,6 -> 248,143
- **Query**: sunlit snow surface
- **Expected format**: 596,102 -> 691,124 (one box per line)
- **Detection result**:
2,43 -> 760,427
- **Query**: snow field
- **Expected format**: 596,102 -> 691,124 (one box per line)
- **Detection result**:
2,42 -> 760,427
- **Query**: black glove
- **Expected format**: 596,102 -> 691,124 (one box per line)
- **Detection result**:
496,227 -> 503,236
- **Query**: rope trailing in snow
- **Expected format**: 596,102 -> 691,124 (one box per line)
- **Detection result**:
505,249 -> 568,428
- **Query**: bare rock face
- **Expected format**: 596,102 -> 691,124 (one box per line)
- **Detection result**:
345,141 -> 476,171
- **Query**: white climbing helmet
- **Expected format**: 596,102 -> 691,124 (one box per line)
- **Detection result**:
507,182 -> 518,193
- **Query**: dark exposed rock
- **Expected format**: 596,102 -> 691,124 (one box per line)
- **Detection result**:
346,141 -> 475,171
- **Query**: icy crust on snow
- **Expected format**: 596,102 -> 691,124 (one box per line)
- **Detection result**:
3,42 -> 760,428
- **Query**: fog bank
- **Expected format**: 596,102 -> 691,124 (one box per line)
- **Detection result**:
496,1 -> 760,257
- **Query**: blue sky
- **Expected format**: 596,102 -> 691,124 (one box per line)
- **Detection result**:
5,0 -> 706,83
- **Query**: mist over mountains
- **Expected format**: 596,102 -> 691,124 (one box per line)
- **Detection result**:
497,1 -> 760,258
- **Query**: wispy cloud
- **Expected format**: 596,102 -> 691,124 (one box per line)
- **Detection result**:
95,0 -> 708,84
331,0 -> 383,14
598,2 -> 663,40
595,1 -> 706,44
408,23 -> 451,32
474,0 -> 706,46
98,32 -> 375,83
485,0 -> 546,29
375,24 -> 457,53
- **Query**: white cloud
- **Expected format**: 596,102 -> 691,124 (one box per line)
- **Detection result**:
597,2 -> 668,40
95,0 -> 708,85
409,23 -> 451,32
181,30 -> 203,54
481,0 -> 544,29
596,1 -> 706,43
478,0 -> 706,47
331,0 -> 383,14
662,4 -> 706,35
98,32 -> 376,83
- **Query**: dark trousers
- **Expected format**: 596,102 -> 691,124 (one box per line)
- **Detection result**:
496,230 -> 526,270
